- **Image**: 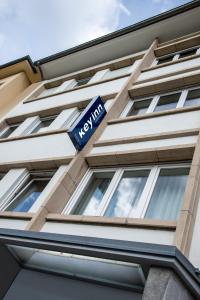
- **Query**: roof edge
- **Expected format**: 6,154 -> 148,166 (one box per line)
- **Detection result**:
35,0 -> 200,66
0,55 -> 37,74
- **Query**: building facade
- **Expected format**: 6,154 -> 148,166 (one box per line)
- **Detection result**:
0,56 -> 41,121
0,1 -> 200,299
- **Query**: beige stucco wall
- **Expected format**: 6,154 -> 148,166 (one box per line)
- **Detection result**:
0,72 -> 30,120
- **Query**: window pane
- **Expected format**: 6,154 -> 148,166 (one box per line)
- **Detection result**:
0,125 -> 18,138
128,99 -> 152,116
6,180 -> 49,212
73,172 -> 114,216
145,167 -> 189,220
184,88 -> 200,107
156,55 -> 173,65
178,48 -> 197,59
31,116 -> 56,134
75,77 -> 91,87
154,92 -> 181,112
105,170 -> 149,218
0,173 -> 5,181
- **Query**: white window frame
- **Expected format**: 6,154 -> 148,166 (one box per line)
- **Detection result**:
153,46 -> 200,67
62,163 -> 190,219
0,169 -> 56,213
123,86 -> 200,118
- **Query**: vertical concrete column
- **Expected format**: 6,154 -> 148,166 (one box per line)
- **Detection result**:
88,69 -> 110,84
174,133 -> 200,256
142,268 -> 194,300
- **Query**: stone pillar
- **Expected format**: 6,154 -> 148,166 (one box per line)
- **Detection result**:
142,268 -> 194,300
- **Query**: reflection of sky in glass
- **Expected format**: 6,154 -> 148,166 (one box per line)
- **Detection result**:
184,98 -> 200,107
74,178 -> 111,216
105,172 -> 148,218
13,192 -> 41,212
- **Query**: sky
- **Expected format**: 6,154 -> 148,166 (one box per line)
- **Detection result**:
0,0 -> 192,65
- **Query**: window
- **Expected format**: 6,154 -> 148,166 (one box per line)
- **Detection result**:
0,173 -> 5,181
72,172 -> 114,216
145,168 -> 189,220
155,46 -> 199,66
31,115 -> 57,134
0,123 -> 20,138
3,171 -> 52,213
124,87 -> 200,118
184,88 -> 200,107
178,48 -> 198,59
74,77 -> 91,87
153,92 -> 181,112
127,98 -> 152,116
105,170 -> 149,218
63,164 -> 190,221
156,55 -> 174,65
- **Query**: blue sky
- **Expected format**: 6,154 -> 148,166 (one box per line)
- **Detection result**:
0,0 -> 191,64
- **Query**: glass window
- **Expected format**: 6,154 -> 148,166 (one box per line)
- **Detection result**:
72,172 -> 114,216
184,88 -> 200,107
145,167 -> 189,220
156,55 -> 174,65
178,48 -> 197,59
0,173 -> 5,181
154,92 -> 181,112
5,177 -> 50,212
75,77 -> 91,87
128,99 -> 152,116
0,124 -> 19,138
31,115 -> 57,134
66,165 -> 190,221
105,170 -> 149,218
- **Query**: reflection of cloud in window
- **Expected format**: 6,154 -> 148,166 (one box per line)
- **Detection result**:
109,177 -> 146,217
84,187 -> 103,215
15,192 -> 41,212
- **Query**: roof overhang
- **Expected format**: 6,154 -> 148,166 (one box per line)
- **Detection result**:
0,56 -> 41,83
35,1 -> 200,80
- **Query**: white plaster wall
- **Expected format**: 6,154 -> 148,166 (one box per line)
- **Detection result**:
99,110 -> 200,141
42,222 -> 174,245
7,77 -> 128,119
137,57 -> 200,82
0,218 -> 28,230
0,133 -> 76,164
91,136 -> 197,154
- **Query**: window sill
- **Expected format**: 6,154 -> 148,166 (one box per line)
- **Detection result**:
94,129 -> 199,148
0,211 -> 33,220
46,214 -> 176,230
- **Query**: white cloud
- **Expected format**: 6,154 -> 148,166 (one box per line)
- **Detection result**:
151,0 -> 174,13
0,0 -> 130,64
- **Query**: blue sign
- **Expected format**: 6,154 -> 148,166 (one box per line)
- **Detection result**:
68,96 -> 107,151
